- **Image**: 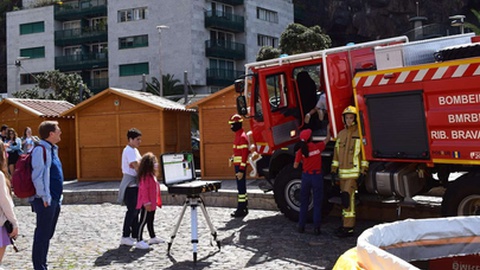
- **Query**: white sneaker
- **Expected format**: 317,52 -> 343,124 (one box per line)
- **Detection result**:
120,237 -> 136,246
148,237 -> 165,244
135,240 -> 150,249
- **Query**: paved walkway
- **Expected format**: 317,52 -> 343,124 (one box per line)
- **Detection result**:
3,179 -> 440,269
2,203 -> 379,270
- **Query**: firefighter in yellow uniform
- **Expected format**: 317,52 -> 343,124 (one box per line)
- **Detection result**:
229,114 -> 249,217
331,106 -> 368,237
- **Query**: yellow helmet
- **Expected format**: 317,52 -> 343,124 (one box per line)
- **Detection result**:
228,114 -> 243,124
342,106 -> 357,115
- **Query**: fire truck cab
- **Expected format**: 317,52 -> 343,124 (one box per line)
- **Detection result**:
235,33 -> 480,221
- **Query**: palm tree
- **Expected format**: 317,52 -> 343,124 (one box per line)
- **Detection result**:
465,9 -> 480,34
146,74 -> 184,97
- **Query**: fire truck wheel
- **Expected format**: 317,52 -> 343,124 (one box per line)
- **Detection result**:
273,166 -> 307,222
441,174 -> 480,216
273,166 -> 334,222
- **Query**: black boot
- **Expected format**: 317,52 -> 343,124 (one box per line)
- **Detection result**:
230,208 -> 248,218
334,226 -> 354,238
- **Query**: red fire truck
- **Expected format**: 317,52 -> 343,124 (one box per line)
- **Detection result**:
234,33 -> 480,221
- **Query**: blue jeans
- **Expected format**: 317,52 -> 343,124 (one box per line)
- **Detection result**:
299,172 -> 324,228
32,198 -> 61,270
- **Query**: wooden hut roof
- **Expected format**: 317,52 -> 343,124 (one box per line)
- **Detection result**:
61,87 -> 195,116
186,85 -> 235,109
3,98 -> 75,117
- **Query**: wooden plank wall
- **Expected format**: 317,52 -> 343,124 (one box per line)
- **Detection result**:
76,93 -> 190,181
0,103 -> 76,179
197,90 -> 252,180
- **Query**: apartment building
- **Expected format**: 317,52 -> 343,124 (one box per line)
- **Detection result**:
7,0 -> 293,96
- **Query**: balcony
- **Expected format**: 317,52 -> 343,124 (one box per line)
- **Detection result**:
204,10 -> 244,33
205,40 -> 245,60
86,78 -> 109,94
55,52 -> 108,71
55,26 -> 107,46
206,68 -> 244,87
54,0 -> 107,21
214,0 -> 243,5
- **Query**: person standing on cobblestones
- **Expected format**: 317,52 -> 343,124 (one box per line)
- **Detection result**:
229,114 -> 249,218
331,106 -> 368,238
293,127 -> 330,235
118,128 -> 142,247
135,152 -> 163,249
31,121 -> 63,270
0,141 -> 19,267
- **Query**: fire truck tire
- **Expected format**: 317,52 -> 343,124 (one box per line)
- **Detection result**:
441,174 -> 480,216
273,166 -> 334,222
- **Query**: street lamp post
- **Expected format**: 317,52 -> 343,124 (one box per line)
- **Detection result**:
156,25 -> 169,97
15,56 -> 37,94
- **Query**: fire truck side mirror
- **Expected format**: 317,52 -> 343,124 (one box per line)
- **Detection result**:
234,79 -> 244,93
236,96 -> 247,116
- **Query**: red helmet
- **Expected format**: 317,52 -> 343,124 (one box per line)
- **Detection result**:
228,114 -> 243,124
299,129 -> 312,141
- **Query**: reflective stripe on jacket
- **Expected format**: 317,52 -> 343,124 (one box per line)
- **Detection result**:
233,128 -> 249,171
331,124 -> 368,179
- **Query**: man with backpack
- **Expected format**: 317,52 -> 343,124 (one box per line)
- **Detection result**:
30,121 -> 64,270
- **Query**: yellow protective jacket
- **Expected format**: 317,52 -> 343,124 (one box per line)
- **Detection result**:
331,124 -> 368,179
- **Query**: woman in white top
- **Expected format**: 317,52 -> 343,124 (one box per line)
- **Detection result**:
0,140 -> 19,266
22,127 -> 37,153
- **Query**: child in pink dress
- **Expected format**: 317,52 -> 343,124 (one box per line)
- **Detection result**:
135,152 -> 163,249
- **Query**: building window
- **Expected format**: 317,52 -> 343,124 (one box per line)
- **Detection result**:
119,62 -> 149,76
64,46 -> 82,56
211,2 -> 233,17
63,20 -> 81,30
20,73 -> 42,85
20,47 -> 45,59
119,35 -> 148,49
118,7 -> 147,22
20,21 -> 45,35
209,58 -> 234,72
257,7 -> 278,23
257,34 -> 278,47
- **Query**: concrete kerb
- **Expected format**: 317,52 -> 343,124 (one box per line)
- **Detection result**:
14,179 -> 279,211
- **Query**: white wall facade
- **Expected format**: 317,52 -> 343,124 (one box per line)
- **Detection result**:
244,0 -> 294,64
6,0 -> 293,96
6,6 -> 57,95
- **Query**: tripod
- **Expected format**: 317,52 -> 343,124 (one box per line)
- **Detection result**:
167,194 -> 221,263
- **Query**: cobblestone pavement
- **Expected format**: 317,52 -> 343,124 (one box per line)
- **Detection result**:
2,203 -> 379,270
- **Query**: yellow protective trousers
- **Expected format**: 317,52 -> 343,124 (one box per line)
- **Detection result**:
339,178 -> 357,228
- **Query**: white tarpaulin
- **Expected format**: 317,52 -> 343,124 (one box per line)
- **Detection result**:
356,216 -> 480,270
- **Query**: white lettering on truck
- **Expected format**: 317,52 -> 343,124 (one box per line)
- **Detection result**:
452,130 -> 480,140
439,94 -> 480,105
448,113 -> 480,123
431,130 -> 448,139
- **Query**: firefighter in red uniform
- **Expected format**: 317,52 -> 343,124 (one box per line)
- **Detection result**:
229,114 -> 249,217
331,106 -> 369,237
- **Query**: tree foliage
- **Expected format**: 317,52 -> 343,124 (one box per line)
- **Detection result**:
256,23 -> 332,61
465,9 -> 480,34
256,46 -> 281,61
279,23 -> 332,56
146,74 -> 185,97
12,70 -> 93,104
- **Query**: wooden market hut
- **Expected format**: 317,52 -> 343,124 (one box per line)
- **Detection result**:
61,87 -> 193,181
0,98 -> 76,179
187,84 -> 251,180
